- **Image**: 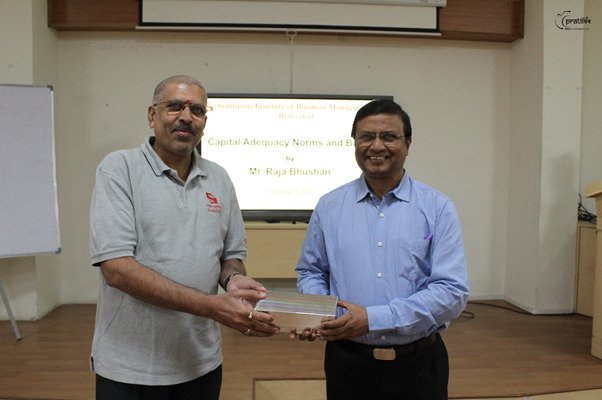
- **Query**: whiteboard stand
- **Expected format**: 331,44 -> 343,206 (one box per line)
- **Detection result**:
0,280 -> 21,340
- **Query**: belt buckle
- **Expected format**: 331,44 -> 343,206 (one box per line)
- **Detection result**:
373,347 -> 396,361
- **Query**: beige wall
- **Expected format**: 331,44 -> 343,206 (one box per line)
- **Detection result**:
581,0 -> 602,210
536,0 -> 584,312
32,0 -> 60,318
507,0 -> 586,313
52,32 -> 512,305
1,0 -> 600,319
506,0 -> 545,311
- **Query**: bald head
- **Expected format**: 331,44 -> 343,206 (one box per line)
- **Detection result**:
152,75 -> 206,104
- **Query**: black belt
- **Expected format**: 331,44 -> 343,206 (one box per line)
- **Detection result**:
340,333 -> 438,361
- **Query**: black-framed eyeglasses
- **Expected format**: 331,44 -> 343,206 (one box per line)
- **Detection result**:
153,100 -> 211,118
355,132 -> 405,146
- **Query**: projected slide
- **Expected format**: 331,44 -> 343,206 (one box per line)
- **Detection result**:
201,95 -> 387,220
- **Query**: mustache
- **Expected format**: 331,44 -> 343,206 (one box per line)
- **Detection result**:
171,123 -> 198,135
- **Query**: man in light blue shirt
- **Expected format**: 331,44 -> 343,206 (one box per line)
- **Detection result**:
294,99 -> 469,400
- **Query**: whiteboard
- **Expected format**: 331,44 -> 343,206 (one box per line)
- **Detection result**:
0,85 -> 60,258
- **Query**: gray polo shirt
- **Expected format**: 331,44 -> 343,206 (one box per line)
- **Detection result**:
90,137 -> 246,385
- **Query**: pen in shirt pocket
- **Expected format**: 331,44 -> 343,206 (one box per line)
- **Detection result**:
424,232 -> 433,241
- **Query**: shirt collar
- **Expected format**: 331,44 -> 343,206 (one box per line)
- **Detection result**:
355,177 -> 372,202
141,136 -> 205,179
188,148 -> 205,179
354,171 -> 411,203
392,172 -> 411,202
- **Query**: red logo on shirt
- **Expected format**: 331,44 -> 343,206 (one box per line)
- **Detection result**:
206,192 -> 218,204
205,192 -> 222,213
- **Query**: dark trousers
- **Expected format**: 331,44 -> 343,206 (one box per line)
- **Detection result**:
96,365 -> 222,400
325,335 -> 448,400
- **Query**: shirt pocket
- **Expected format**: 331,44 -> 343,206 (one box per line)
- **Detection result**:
393,238 -> 431,289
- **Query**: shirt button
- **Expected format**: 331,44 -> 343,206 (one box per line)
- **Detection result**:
381,335 -> 386,340
377,272 -> 383,278
377,241 -> 383,247
379,213 -> 384,218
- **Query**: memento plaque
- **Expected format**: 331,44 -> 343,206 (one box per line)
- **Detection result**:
254,292 -> 337,333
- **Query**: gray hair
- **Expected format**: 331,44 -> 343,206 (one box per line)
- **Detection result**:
152,75 -> 206,104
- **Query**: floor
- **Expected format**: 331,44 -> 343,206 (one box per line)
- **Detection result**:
254,379 -> 602,400
1,298 -> 602,400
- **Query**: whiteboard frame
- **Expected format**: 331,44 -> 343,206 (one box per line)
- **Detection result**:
0,84 -> 61,259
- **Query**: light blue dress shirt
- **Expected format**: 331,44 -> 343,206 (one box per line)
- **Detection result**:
296,172 -> 469,346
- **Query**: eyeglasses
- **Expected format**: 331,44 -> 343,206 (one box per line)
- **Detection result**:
153,100 -> 211,118
355,132 -> 405,146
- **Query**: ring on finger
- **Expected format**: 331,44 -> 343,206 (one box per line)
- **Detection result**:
248,311 -> 253,320
243,328 -> 251,336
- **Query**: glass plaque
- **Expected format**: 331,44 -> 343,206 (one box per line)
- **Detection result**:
254,292 -> 337,333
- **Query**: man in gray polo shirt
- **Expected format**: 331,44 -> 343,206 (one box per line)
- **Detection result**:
89,75 -> 279,400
